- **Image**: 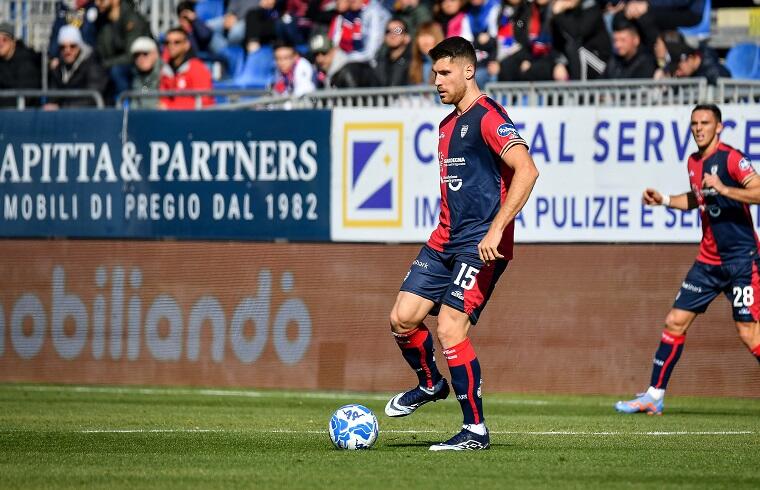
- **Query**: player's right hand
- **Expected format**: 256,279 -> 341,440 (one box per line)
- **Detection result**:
642,188 -> 662,206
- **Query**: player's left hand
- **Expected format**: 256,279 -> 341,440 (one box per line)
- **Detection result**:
478,228 -> 504,265
702,172 -> 727,196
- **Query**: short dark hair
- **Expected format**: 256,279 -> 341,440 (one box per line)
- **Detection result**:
165,27 -> 188,40
176,1 -> 195,16
692,103 -> 722,122
273,39 -> 296,52
428,36 -> 476,66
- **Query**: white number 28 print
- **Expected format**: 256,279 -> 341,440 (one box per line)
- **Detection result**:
454,263 -> 480,290
732,286 -> 754,307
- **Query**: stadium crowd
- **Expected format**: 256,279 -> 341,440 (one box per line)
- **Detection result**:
0,0 -> 733,108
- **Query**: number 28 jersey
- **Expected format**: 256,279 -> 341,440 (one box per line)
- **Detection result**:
427,95 -> 528,260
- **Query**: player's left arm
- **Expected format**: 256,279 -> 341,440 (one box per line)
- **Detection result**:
478,144 -> 539,264
702,153 -> 760,204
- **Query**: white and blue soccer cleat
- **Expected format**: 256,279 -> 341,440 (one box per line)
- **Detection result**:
384,378 -> 450,417
429,426 -> 490,451
614,391 -> 664,415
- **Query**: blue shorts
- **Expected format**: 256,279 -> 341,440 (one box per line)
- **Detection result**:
673,259 -> 760,322
399,244 -> 508,325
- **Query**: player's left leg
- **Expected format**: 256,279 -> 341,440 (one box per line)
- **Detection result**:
735,322 -> 760,364
725,258 -> 760,364
429,256 -> 508,451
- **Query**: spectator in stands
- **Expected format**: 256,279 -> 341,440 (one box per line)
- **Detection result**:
159,27 -> 214,109
177,1 -> 213,56
467,0 -> 500,85
245,0 -> 307,50
497,0 -> 555,82
48,0 -> 99,70
207,0 -> 259,53
550,0 -> 611,80
394,0 -> 433,39
310,32 -> 379,88
664,37 -> 730,85
46,25 -> 108,108
273,40 -> 316,96
623,0 -> 706,54
93,0 -> 151,97
408,20 -> 444,85
435,0 -> 472,40
603,12 -> 656,79
374,17 -> 413,86
329,0 -> 391,63
0,22 -> 42,108
129,36 -> 161,108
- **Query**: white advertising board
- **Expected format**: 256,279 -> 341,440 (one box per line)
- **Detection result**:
331,104 -> 760,243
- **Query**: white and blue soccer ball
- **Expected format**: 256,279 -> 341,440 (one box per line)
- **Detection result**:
328,404 -> 379,450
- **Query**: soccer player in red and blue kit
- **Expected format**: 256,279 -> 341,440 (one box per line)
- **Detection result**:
384,36 -> 539,450
616,104 -> 760,415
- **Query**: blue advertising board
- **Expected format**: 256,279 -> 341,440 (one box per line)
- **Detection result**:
0,110 -> 331,240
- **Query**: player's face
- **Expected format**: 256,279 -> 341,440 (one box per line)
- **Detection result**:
690,109 -> 722,151
433,56 -> 469,105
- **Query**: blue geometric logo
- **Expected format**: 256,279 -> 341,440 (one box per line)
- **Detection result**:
353,141 -> 392,210
342,122 -> 403,227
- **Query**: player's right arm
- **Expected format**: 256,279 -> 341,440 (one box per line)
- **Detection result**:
642,188 -> 698,210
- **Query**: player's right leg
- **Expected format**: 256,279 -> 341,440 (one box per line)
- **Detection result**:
615,308 -> 696,415
386,247 -> 451,418
616,261 -> 721,414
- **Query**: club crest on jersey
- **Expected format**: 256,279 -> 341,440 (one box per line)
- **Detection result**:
710,164 -> 718,175
497,123 -> 517,138
460,125 -> 469,138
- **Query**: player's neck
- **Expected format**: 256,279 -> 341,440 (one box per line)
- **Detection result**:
455,87 -> 482,115
697,137 -> 720,159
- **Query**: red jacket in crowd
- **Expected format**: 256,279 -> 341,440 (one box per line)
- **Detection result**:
159,57 -> 214,109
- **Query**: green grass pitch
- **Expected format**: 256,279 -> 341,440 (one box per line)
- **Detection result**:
1,384 -> 758,489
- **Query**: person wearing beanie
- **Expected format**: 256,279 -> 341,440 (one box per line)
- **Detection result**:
129,36 -> 162,109
0,21 -> 42,107
46,24 -> 108,108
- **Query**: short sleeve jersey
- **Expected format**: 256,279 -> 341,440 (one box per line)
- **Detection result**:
688,142 -> 759,265
427,95 -> 528,259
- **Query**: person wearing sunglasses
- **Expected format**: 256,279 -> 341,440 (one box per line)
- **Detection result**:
129,36 -> 161,109
158,28 -> 213,109
46,24 -> 108,109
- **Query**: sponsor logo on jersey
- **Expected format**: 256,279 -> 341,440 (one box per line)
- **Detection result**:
456,394 -> 469,400
497,123 -> 518,138
451,289 -> 465,300
738,307 -> 750,315
413,260 -> 429,269
477,379 -> 482,398
653,358 -> 665,367
681,281 -> 702,293
460,125 -> 469,138
443,157 -> 466,167
739,157 -> 754,172
441,175 -> 463,191
439,132 -> 445,140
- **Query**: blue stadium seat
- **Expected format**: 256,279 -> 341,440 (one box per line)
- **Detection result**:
725,43 -> 760,79
679,0 -> 711,40
214,45 -> 275,89
195,0 -> 225,22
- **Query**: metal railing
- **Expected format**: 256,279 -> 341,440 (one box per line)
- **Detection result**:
215,85 -> 442,111
716,79 -> 760,104
117,89 -> 271,109
1,0 -> 58,52
0,89 -> 105,109
486,78 -> 709,107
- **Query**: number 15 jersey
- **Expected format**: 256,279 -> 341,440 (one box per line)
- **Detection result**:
427,95 -> 528,260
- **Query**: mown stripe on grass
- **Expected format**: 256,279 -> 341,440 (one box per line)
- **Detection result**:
1,429 -> 746,436
6,385 -> 551,406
